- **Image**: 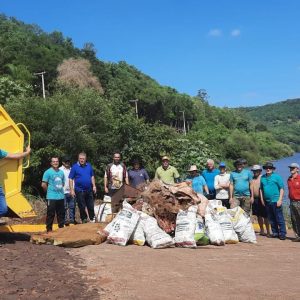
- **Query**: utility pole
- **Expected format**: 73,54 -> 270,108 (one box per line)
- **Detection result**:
129,99 -> 139,119
34,71 -> 46,99
179,110 -> 186,135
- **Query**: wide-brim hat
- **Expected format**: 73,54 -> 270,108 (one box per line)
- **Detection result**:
263,162 -> 276,170
251,164 -> 262,171
188,165 -> 198,172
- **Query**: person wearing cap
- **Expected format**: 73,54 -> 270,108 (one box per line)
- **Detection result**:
214,162 -> 230,209
251,165 -> 270,236
229,158 -> 253,216
186,165 -> 209,195
59,156 -> 75,225
260,162 -> 286,240
287,162 -> 300,242
128,159 -> 150,189
202,159 -> 220,199
154,156 -> 180,184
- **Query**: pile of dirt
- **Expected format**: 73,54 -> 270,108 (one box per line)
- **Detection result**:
31,223 -> 107,247
140,181 -> 203,233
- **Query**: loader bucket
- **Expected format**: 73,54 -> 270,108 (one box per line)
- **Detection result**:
0,105 -> 36,218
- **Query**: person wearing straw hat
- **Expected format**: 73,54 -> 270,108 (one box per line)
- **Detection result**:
287,162 -> 300,242
260,162 -> 286,240
155,156 -> 180,184
251,164 -> 270,236
186,165 -> 209,195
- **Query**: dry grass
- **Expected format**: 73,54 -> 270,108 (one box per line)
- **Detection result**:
57,58 -> 104,93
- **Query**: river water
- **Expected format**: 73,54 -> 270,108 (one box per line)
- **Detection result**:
269,152 -> 300,204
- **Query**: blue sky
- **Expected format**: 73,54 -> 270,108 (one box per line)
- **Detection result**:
1,0 -> 300,107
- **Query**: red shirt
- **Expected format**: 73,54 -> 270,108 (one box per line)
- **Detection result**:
288,174 -> 300,201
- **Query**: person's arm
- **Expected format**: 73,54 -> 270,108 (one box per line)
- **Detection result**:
277,188 -> 284,207
69,179 -> 75,197
154,169 -> 159,180
41,170 -> 49,195
104,172 -> 109,194
260,188 -> 265,207
204,185 -> 209,195
174,168 -> 180,183
91,175 -> 97,194
214,175 -> 220,189
229,183 -> 234,204
6,146 -> 31,159
250,180 -> 254,204
125,171 -> 129,185
41,181 -> 48,193
144,170 -> 150,184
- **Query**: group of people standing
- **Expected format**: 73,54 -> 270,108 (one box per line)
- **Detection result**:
183,158 -> 300,242
1,146 -> 300,242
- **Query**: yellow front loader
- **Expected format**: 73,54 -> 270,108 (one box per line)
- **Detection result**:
0,105 -> 36,220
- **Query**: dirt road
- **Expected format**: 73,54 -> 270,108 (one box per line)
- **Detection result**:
71,234 -> 300,300
1,232 -> 300,300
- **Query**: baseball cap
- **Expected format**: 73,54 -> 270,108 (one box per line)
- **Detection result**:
219,162 -> 226,168
288,163 -> 300,168
161,156 -> 170,161
62,156 -> 71,162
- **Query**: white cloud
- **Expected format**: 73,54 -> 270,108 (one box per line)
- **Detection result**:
231,29 -> 241,37
208,29 -> 222,37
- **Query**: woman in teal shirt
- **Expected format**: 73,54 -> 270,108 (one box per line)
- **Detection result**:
186,165 -> 209,195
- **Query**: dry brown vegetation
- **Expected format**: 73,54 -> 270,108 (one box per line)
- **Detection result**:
57,58 -> 104,93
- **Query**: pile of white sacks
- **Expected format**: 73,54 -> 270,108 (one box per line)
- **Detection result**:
103,199 -> 257,249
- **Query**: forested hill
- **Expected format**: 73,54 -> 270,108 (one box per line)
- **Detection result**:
238,99 -> 300,151
0,15 -> 294,194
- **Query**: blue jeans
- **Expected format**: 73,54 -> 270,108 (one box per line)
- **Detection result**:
64,193 -> 75,223
0,186 -> 8,216
265,202 -> 287,237
75,190 -> 94,222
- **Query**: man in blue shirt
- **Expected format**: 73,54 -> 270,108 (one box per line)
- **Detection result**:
0,146 -> 31,223
229,158 -> 253,216
128,159 -> 149,189
42,156 -> 65,232
260,162 -> 286,240
69,152 -> 96,223
186,165 -> 209,195
202,159 -> 220,199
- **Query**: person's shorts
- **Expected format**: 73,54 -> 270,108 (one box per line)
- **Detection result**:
252,197 -> 267,218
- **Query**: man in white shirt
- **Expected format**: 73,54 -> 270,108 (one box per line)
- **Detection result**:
214,162 -> 230,208
104,152 -> 129,196
59,156 -> 75,225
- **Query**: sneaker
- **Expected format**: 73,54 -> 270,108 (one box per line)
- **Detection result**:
292,237 -> 300,242
270,234 -> 279,238
279,236 -> 286,240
